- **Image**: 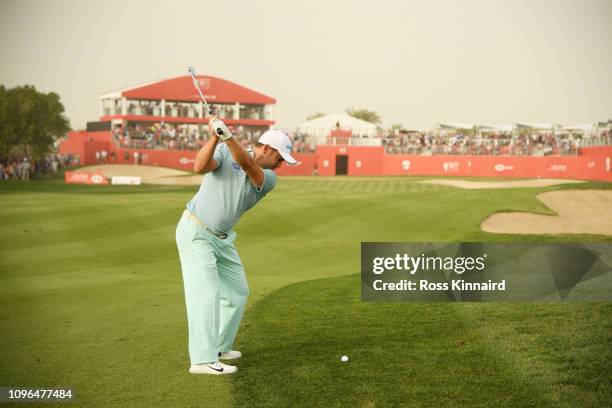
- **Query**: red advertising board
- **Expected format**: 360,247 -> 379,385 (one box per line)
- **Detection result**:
65,171 -> 109,185
382,154 -> 612,182
58,129 -> 612,182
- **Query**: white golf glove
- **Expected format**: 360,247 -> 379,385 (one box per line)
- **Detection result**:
211,119 -> 233,140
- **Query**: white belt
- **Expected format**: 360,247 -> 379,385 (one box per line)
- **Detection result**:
182,210 -> 228,239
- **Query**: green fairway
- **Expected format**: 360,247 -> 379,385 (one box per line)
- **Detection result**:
1,177 -> 610,407
235,274 -> 611,407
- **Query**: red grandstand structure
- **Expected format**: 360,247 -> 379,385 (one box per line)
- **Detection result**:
59,74 -> 296,170
59,76 -> 611,181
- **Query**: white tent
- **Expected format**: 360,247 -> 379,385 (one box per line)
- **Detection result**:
477,124 -> 514,132
296,113 -> 378,140
435,123 -> 476,131
515,123 -> 555,131
557,124 -> 593,132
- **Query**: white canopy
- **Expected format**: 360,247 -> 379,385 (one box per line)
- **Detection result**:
477,124 -> 514,132
296,113 -> 378,138
515,123 -> 555,130
435,123 -> 476,131
557,124 -> 593,132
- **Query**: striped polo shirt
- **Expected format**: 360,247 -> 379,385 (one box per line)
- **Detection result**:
186,143 -> 276,233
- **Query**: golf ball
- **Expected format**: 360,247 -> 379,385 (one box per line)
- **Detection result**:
341,355 -> 349,362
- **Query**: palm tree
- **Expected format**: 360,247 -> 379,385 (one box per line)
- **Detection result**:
345,107 -> 381,125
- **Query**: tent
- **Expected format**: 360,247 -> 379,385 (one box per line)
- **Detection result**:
296,113 -> 378,141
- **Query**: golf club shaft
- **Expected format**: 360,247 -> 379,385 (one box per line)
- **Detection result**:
187,67 -> 214,116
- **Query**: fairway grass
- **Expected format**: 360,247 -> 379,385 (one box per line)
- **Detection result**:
1,177 -> 610,407
234,274 -> 611,407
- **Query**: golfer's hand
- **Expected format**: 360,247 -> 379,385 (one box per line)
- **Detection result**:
208,115 -> 219,136
210,118 -> 233,140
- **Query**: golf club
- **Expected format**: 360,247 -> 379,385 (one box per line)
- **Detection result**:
187,66 -> 231,139
187,66 -> 213,116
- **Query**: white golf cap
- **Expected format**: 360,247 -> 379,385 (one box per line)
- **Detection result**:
258,130 -> 298,165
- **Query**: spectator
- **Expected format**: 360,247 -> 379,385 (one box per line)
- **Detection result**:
21,157 -> 32,181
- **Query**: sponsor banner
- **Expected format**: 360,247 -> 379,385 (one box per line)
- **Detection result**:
111,176 -> 142,185
443,161 -> 461,172
65,171 -> 109,185
382,154 -> 612,181
89,173 -> 108,184
65,171 -> 90,184
361,242 -> 612,302
493,163 -> 514,172
547,164 -> 568,172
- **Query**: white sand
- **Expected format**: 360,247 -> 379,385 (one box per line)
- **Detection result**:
420,178 -> 585,189
481,190 -> 612,236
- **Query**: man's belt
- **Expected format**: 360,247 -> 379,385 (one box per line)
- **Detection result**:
182,210 -> 228,239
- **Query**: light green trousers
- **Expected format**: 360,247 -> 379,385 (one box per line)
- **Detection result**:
175,215 -> 249,364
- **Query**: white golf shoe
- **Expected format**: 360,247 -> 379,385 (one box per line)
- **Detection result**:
189,361 -> 237,375
218,350 -> 242,360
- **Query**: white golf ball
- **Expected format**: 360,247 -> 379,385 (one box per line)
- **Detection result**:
341,355 -> 349,362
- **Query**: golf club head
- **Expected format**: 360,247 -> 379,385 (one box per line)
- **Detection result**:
188,66 -> 199,87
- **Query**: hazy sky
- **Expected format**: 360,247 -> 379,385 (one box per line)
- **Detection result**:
1,0 -> 610,131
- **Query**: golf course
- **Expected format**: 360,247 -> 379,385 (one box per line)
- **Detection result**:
1,176 -> 611,407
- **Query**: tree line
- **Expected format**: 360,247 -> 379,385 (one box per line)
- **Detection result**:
0,85 -> 70,160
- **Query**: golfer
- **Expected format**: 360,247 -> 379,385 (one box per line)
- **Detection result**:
176,116 -> 297,375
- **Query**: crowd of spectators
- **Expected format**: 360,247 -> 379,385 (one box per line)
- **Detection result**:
0,153 -> 79,181
239,105 -> 265,120
112,122 -> 316,153
112,101 -> 271,121
381,131 -> 597,156
290,134 -> 316,153
114,123 -> 202,151
109,122 -> 610,157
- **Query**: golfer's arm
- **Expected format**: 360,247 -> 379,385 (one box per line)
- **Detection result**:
193,135 -> 220,174
224,138 -> 264,187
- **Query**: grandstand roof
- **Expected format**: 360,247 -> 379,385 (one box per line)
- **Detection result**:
514,123 -> 555,130
99,75 -> 276,104
477,124 -> 514,132
435,123 -> 476,130
297,113 -> 378,138
558,124 -> 594,132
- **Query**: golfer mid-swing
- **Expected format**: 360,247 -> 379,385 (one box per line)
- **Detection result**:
176,116 -> 297,375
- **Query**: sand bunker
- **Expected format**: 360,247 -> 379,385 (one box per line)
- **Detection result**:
420,178 -> 585,189
78,165 -> 202,185
481,190 -> 612,236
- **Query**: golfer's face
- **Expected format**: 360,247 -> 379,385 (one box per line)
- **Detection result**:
268,148 -> 284,170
